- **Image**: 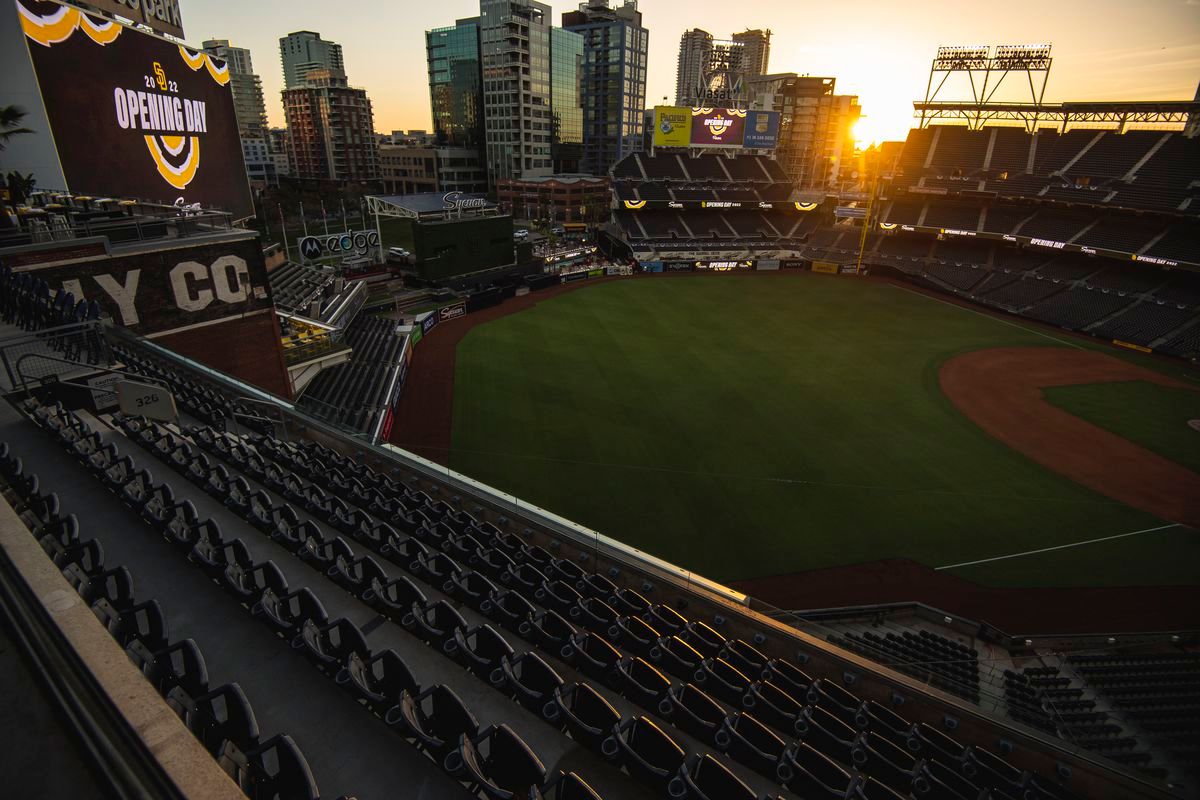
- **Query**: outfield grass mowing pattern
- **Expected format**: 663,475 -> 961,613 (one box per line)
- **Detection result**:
450,277 -> 1194,588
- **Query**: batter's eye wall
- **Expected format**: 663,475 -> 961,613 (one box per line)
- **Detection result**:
412,216 -> 516,281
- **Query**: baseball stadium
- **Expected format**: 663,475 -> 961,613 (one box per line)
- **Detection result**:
1,3 -> 1199,798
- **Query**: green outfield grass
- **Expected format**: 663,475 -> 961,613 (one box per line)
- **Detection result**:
449,276 -> 1197,589
1044,380 -> 1200,475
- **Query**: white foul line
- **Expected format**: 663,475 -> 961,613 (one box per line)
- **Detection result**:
935,523 -> 1185,571
889,284 -> 1088,350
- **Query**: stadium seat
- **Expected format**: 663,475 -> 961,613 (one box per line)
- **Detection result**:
779,741 -> 853,797
498,651 -> 564,717
447,623 -> 515,678
336,648 -> 419,714
695,657 -> 753,706
296,617 -> 370,673
538,771 -> 603,800
650,635 -> 705,679
553,681 -> 623,749
609,614 -> 660,658
219,734 -> 319,800
669,752 -> 760,800
602,716 -> 687,791
562,630 -> 623,684
743,680 -> 804,736
660,683 -> 728,745
481,587 -> 538,631
716,711 -> 788,779
445,723 -> 548,799
387,684 -> 480,760
403,599 -> 467,649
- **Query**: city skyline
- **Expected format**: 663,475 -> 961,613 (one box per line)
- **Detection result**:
182,0 -> 1200,147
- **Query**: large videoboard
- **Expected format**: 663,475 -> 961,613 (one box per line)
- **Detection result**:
652,105 -> 779,150
13,0 -> 252,219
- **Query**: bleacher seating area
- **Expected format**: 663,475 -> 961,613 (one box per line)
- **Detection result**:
8,314 -> 1196,798
611,153 -> 813,252
296,315 -> 406,436
896,125 -> 1200,215
826,121 -> 1200,357
268,262 -> 336,315
799,225 -> 1200,354
1068,653 -> 1200,771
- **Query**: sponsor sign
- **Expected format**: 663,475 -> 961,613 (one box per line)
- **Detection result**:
757,260 -> 780,270
438,301 -> 466,321
663,261 -> 695,272
296,230 -> 381,264
652,105 -> 691,148
812,261 -> 839,274
76,0 -> 184,39
442,191 -> 488,211
560,270 -> 587,283
16,0 -> 252,219
690,108 -> 746,148
630,200 -> 808,212
417,311 -> 438,336
743,110 -> 780,149
1113,339 -> 1152,353
17,236 -> 272,335
695,260 -> 753,271
781,259 -> 807,269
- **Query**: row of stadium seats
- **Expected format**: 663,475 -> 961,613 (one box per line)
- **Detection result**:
268,262 -> 336,315
615,182 -> 794,203
2,423 -> 323,799
880,201 -> 1199,260
896,126 -> 1199,215
297,315 -> 406,436
0,264 -> 103,337
801,227 -> 1200,354
618,211 -> 815,243
611,153 -> 789,184
26,371 -> 1107,800
1067,654 -> 1200,771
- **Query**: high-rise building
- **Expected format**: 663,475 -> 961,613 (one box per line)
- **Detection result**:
549,27 -> 584,174
731,29 -> 771,78
269,128 -> 292,178
747,74 -> 860,190
675,27 -> 770,106
561,0 -> 649,176
202,39 -> 275,188
427,18 -> 485,150
675,28 -> 712,106
479,0 -> 553,184
281,68 -> 379,183
426,17 -> 487,192
279,31 -> 345,89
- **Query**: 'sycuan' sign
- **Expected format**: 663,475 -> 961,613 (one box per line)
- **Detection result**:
442,192 -> 488,211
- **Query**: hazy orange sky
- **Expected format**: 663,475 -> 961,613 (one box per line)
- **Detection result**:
183,0 -> 1200,145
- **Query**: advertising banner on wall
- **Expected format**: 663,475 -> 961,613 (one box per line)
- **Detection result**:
17,234 -> 271,336
14,0 -> 253,219
689,108 -> 746,148
297,229 -> 381,265
743,110 -> 780,149
652,106 -> 691,147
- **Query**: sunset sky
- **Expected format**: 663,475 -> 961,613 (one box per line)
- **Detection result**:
183,0 -> 1200,146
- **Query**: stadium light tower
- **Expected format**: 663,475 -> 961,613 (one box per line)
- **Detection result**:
919,44 -> 1053,129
